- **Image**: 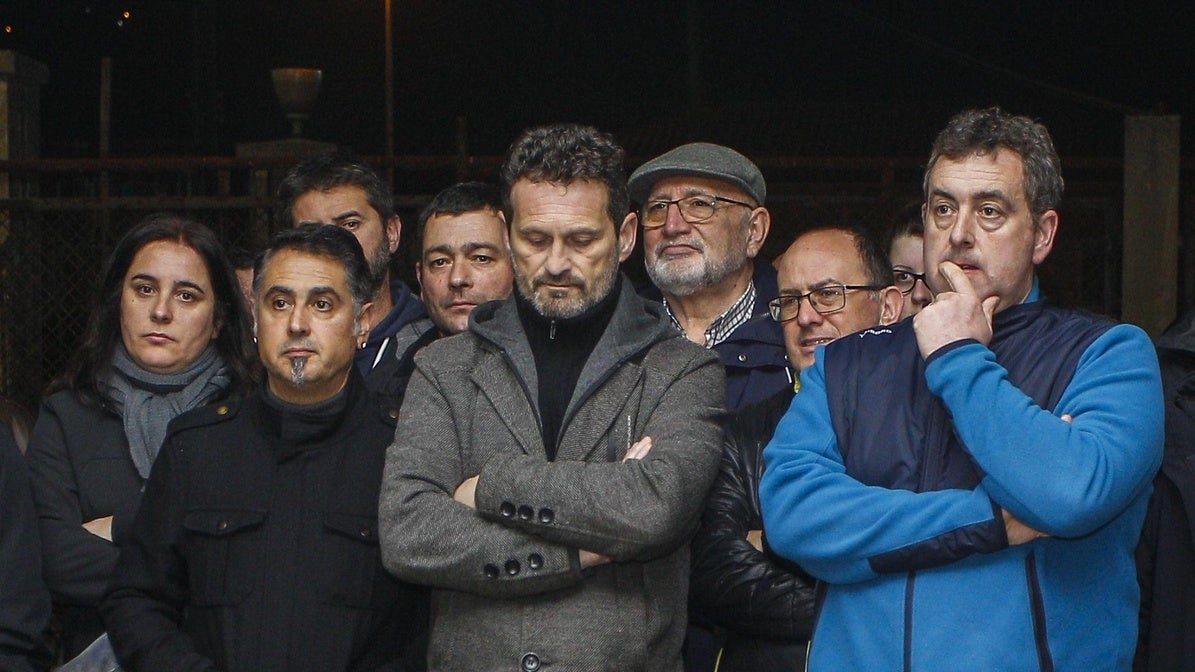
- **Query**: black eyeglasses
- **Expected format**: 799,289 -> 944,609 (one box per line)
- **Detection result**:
768,284 -> 885,322
892,269 -> 928,295
641,194 -> 756,228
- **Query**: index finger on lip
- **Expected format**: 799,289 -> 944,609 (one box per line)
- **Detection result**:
937,261 -> 976,296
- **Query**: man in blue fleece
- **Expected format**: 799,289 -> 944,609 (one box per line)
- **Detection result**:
759,107 -> 1164,671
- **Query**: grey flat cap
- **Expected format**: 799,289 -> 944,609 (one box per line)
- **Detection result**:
628,142 -> 766,205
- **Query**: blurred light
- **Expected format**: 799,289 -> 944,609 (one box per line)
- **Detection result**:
123,11 -> 131,19
117,20 -> 124,27
3,26 -> 11,34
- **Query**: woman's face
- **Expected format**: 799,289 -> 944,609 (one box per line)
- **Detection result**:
119,240 -> 221,374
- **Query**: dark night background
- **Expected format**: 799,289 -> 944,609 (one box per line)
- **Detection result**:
2,1 -> 1191,160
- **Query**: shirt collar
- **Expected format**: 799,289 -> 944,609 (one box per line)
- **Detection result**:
665,281 -> 756,348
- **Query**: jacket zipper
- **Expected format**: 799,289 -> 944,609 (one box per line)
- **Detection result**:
1025,552 -> 1055,672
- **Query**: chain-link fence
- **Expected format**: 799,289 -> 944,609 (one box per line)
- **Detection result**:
0,154 -> 1160,418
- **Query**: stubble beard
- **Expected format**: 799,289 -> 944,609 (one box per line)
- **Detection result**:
516,249 -> 619,320
646,220 -> 751,298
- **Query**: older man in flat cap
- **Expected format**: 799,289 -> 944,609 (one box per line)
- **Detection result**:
629,143 -> 789,411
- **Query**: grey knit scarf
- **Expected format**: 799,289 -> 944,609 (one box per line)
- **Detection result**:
101,343 -> 231,479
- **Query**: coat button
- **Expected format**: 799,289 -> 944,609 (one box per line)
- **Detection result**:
505,559 -> 521,575
216,405 -> 229,415
388,408 -> 399,419
217,520 -> 228,531
359,528 -> 371,539
484,564 -> 500,579
520,652 -> 540,671
517,505 -> 534,521
500,502 -> 516,517
737,354 -> 747,362
538,508 -> 554,524
528,553 -> 544,570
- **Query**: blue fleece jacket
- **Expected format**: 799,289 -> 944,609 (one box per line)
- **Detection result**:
759,288 -> 1163,671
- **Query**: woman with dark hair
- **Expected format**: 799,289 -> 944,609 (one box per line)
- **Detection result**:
25,213 -> 256,661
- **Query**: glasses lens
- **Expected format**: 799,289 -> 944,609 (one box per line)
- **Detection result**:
679,196 -> 716,222
810,286 -> 846,313
643,202 -> 669,226
893,270 -> 915,294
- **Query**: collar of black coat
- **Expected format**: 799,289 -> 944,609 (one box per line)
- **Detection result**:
256,367 -> 360,460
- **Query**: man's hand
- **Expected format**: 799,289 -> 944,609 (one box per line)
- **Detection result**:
746,529 -> 764,552
623,436 -> 652,461
913,261 -> 1001,359
1003,509 -> 1048,545
579,549 -> 612,568
83,515 -> 114,541
453,475 -> 479,509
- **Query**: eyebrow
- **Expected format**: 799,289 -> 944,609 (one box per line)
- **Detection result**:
297,210 -> 365,227
779,277 -> 846,294
930,187 -> 1013,206
646,188 -> 717,201
424,241 -> 502,257
130,273 -> 206,293
264,284 -> 342,301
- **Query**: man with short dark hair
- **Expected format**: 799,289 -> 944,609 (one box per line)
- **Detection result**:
629,143 -> 789,410
689,224 -> 901,670
760,108 -> 1164,670
414,181 -> 513,337
277,151 -> 431,399
101,224 -> 426,672
380,124 -> 724,671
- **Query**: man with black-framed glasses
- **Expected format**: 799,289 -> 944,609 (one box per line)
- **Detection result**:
629,143 -> 789,412
689,223 -> 899,671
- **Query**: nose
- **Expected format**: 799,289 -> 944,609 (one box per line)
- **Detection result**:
912,280 -> 933,308
150,293 -> 172,323
948,212 -> 976,248
287,306 -> 310,335
659,201 -> 693,237
449,260 -> 473,290
543,240 -> 572,277
795,295 -> 824,327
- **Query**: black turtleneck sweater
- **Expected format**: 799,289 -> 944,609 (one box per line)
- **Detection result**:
516,276 -> 621,460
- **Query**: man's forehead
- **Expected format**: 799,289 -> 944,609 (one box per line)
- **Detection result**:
261,249 -> 348,289
424,209 -> 506,245
648,175 -> 749,200
294,184 -> 377,219
928,149 -> 1026,196
779,230 -> 867,290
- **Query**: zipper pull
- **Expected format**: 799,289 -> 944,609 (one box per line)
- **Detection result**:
550,320 -> 557,340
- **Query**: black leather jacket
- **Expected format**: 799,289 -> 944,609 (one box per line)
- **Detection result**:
689,386 -> 815,671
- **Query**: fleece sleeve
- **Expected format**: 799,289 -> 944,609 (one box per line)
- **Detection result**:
926,324 -> 1164,537
759,356 -> 1004,585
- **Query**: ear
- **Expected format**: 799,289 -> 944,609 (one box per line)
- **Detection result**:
745,207 -> 771,259
386,214 -> 402,253
617,211 -> 638,263
878,286 -> 904,326
356,302 -> 375,343
1031,209 -> 1058,265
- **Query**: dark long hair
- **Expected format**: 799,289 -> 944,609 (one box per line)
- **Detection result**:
52,213 -> 257,404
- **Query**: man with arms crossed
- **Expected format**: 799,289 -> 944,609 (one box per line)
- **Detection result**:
760,108 -> 1163,671
380,124 -> 724,671
690,224 -> 901,671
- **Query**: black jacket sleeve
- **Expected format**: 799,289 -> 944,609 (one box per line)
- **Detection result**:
100,439 -> 216,672
0,424 -> 52,672
688,393 -> 817,641
25,403 -> 121,607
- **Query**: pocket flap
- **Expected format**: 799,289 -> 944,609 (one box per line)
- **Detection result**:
324,512 -> 379,544
183,508 -> 267,537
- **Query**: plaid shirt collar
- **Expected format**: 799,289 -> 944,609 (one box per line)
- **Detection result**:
665,281 -> 756,348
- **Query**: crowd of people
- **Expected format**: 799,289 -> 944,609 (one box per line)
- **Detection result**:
0,107 -> 1188,672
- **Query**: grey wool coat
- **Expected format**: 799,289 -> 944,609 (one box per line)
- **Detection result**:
379,280 -> 725,672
